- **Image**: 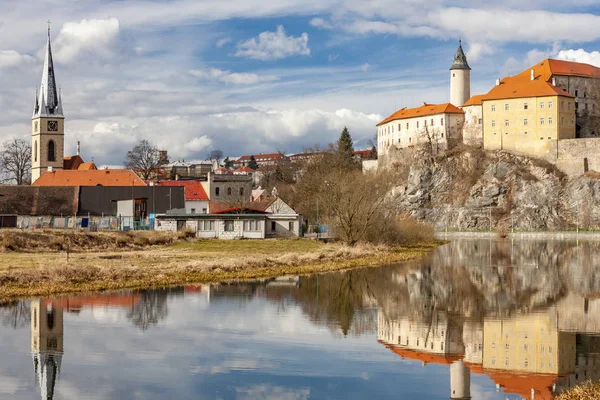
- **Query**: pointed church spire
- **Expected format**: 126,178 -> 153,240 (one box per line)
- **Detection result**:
33,23 -> 63,118
450,39 -> 471,70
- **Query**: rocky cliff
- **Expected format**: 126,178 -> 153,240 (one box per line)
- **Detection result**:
389,145 -> 600,230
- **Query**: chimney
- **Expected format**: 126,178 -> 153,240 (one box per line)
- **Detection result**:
552,77 -> 556,86
530,69 -> 535,81
77,141 -> 80,156
495,79 -> 500,86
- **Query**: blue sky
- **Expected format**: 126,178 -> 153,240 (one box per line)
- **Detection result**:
2,1 -> 600,165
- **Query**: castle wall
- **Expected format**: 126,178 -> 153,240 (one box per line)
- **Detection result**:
462,105 -> 483,147
554,138 -> 600,176
554,75 -> 600,138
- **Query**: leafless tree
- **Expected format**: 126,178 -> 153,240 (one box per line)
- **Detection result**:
124,139 -> 161,180
207,149 -> 224,165
0,300 -> 30,329
0,138 -> 31,185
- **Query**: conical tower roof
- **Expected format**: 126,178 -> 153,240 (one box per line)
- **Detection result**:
450,40 -> 470,70
33,27 -> 63,118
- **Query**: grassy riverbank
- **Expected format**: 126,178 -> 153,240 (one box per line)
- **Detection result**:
0,230 -> 441,300
557,381 -> 600,399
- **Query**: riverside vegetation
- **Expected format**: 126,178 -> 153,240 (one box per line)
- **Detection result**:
0,229 -> 439,300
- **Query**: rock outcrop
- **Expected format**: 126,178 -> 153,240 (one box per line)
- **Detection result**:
389,146 -> 600,230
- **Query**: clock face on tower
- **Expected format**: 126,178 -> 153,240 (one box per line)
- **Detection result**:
47,120 -> 58,132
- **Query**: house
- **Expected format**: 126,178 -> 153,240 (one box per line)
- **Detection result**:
233,152 -> 286,168
151,180 -> 209,214
155,197 -> 302,239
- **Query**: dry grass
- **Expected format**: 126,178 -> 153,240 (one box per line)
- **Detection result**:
0,230 -> 442,301
556,381 -> 600,400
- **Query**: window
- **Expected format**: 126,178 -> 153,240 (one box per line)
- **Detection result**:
34,141 -> 37,162
505,120 -> 510,127
202,208 -> 207,214
430,119 -> 434,126
47,140 -> 56,162
224,220 -> 234,232
575,90 -> 579,97
491,120 -> 496,127
492,342 -> 496,349
549,101 -> 553,108
215,187 -> 220,196
568,102 -> 571,110
524,118 -> 528,126
244,220 -> 259,231
505,103 -> 509,111
549,117 -> 553,125
199,220 -> 214,231
561,101 -> 564,109
524,103 -> 528,110
191,208 -> 196,214
424,120 -> 427,127
227,187 -> 232,196
540,118 -> 545,125
271,221 -> 276,232
417,121 -> 419,128
505,343 -> 510,349
540,101 -> 545,109
289,221 -> 295,231
478,118 -> 482,124
406,123 -> 409,129
239,187 -> 244,196
524,344 -> 529,351
491,104 -> 496,112
441,118 -> 444,126
549,347 -> 553,354
398,124 -> 401,131
561,117 -> 564,125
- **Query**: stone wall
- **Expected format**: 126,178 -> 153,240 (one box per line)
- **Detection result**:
555,138 -> 600,176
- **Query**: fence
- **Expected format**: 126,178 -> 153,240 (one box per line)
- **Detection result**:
6,216 -> 153,232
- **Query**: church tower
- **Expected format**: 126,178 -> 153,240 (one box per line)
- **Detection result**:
31,26 -> 65,183
450,40 -> 471,107
31,299 -> 64,400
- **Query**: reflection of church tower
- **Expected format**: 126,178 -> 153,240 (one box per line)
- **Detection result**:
450,40 -> 471,107
31,299 -> 64,400
450,360 -> 471,399
31,25 -> 65,183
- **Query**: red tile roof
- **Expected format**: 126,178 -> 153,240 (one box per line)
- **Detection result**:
235,153 -> 285,162
63,155 -> 84,170
234,166 -> 255,174
377,103 -> 464,126
482,77 -> 573,101
382,343 -> 462,365
152,180 -> 209,201
78,162 -> 97,170
32,169 -> 146,187
485,370 -> 559,399
215,167 -> 232,174
515,58 -> 600,82
463,94 -> 485,107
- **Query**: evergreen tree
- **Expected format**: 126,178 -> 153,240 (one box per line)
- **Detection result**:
369,145 -> 378,160
248,155 -> 259,170
223,157 -> 234,169
338,127 -> 354,155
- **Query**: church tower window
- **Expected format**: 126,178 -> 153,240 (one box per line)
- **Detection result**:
34,141 -> 38,162
48,140 -> 56,162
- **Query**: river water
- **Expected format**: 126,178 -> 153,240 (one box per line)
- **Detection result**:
2,239 -> 600,399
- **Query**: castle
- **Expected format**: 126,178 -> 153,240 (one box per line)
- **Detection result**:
377,41 -> 600,177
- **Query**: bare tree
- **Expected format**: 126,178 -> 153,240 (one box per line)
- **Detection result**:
124,140 -> 161,180
207,149 -> 224,166
0,138 -> 31,185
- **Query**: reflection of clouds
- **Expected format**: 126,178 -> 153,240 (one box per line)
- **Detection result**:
470,383 -> 499,400
236,384 -> 310,400
189,359 -> 279,375
0,376 -> 23,394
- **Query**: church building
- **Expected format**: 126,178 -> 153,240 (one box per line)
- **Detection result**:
31,27 -> 98,184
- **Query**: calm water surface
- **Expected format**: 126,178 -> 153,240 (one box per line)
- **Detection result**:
3,239 -> 600,399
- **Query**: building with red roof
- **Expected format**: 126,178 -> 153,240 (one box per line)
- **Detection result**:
233,152 -> 286,168
152,180 -> 209,214
32,169 -> 146,187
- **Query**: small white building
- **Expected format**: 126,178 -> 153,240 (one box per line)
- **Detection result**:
376,103 -> 465,157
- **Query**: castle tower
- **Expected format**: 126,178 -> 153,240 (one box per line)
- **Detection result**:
450,360 -> 471,399
450,40 -> 471,107
31,25 -> 65,183
31,299 -> 64,400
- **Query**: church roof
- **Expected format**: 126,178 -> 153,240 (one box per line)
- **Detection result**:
32,169 -> 146,187
33,28 -> 63,119
450,40 -> 470,70
78,162 -> 98,171
63,155 -> 83,170
377,103 -> 464,126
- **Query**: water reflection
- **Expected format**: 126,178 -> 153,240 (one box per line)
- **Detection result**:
6,239 -> 600,399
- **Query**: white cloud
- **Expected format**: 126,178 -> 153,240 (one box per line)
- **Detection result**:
0,50 -> 36,69
466,42 -> 494,62
556,48 -> 600,67
189,68 -> 279,85
309,17 -> 332,30
54,18 -> 120,63
235,25 -> 310,61
216,37 -> 231,48
186,136 -> 212,152
360,63 -> 370,72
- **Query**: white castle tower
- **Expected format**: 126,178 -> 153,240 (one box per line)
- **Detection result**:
31,25 -> 65,183
31,299 -> 64,400
450,40 -> 471,107
450,360 -> 471,399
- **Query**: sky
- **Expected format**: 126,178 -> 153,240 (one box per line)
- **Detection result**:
2,1 -> 600,166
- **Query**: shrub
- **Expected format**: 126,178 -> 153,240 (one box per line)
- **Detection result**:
364,213 -> 434,246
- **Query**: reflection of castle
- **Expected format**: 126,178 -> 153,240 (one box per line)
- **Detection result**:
377,307 -> 600,399
31,299 -> 64,400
